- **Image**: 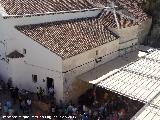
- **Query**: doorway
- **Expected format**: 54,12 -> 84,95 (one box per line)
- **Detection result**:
46,77 -> 54,89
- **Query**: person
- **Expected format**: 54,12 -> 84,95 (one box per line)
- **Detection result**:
14,86 -> 19,98
3,103 -> 8,115
48,86 -> 54,100
26,98 -> 32,112
21,100 -> 26,114
0,84 -> 2,95
67,103 -> 74,115
50,102 -> 56,116
83,105 -> 88,113
35,111 -> 41,120
0,102 -> 2,115
0,80 -> 2,85
82,112 -> 89,120
36,87 -> 40,100
18,94 -> 22,109
10,86 -> 14,94
92,85 -> 97,102
6,101 -> 12,109
72,105 -> 77,116
13,111 -> 19,120
7,79 -> 12,90
8,108 -> 14,116
99,104 -> 105,117
39,87 -> 43,100
113,110 -> 119,120
12,87 -> 19,104
1,80 -> 6,93
58,100 -> 64,110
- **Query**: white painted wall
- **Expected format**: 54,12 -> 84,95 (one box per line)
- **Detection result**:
0,16 -> 11,82
2,25 -> 64,101
10,58 -> 63,101
0,40 -> 10,81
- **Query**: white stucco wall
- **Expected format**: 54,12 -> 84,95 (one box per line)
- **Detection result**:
0,17 -> 11,82
10,59 -> 63,101
3,25 -> 64,101
0,40 -> 10,81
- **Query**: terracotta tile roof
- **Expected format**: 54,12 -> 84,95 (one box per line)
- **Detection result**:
1,0 -> 148,30
96,0 -> 148,28
110,0 -> 148,22
98,10 -> 138,28
0,0 -> 94,15
16,18 -> 119,60
1,0 -> 147,22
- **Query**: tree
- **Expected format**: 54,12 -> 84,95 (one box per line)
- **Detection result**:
141,0 -> 160,15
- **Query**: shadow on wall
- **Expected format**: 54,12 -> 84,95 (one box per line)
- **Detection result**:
0,75 -> 2,80
64,79 -> 92,103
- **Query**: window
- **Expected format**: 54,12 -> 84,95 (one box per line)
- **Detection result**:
95,57 -> 102,63
23,48 -> 26,54
32,74 -> 37,83
96,50 -> 98,56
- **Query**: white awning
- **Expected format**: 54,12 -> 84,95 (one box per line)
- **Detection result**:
131,92 -> 160,120
151,93 -> 160,109
132,106 -> 160,120
97,69 -> 160,103
96,49 -> 160,103
145,49 -> 160,61
95,49 -> 160,119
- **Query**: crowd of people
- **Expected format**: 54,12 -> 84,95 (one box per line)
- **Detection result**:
49,87 -> 144,120
0,80 -> 144,120
0,80 -> 33,117
0,80 -> 56,119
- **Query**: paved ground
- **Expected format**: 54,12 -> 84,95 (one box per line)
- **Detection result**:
78,45 -> 152,83
78,50 -> 140,83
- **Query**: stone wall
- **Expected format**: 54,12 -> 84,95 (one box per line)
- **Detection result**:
63,40 -> 119,102
64,79 -> 92,102
138,18 -> 152,44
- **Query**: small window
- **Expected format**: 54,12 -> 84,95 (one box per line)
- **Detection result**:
32,74 -> 37,83
23,48 -> 26,54
96,50 -> 98,56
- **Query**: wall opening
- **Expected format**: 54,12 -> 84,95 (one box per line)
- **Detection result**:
23,48 -> 26,54
32,74 -> 37,83
46,77 -> 54,89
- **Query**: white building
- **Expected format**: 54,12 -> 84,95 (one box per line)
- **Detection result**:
0,0 -> 152,102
